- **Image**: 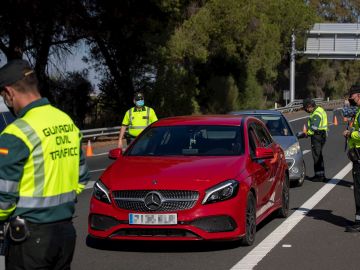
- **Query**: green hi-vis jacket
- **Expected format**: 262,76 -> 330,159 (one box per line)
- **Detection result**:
348,107 -> 360,149
307,106 -> 328,136
122,106 -> 158,137
0,98 -> 89,223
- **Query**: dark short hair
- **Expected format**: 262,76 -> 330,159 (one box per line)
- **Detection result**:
349,84 -> 360,96
303,98 -> 315,108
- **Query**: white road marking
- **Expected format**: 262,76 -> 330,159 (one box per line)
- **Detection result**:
85,181 -> 95,190
230,162 -> 352,270
282,244 -> 292,248
92,152 -> 109,156
288,116 -> 309,122
89,168 -> 106,173
303,150 -> 311,155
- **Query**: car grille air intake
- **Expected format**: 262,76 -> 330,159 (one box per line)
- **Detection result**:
112,190 -> 199,212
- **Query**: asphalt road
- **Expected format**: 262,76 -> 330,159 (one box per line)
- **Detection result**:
51,111 -> 360,269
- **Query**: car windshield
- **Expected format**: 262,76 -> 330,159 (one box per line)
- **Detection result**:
127,125 -> 244,156
253,115 -> 293,137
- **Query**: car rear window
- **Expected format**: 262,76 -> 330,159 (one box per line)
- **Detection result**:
127,125 -> 244,156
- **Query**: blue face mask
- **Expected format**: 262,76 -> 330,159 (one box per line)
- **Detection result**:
135,100 -> 144,107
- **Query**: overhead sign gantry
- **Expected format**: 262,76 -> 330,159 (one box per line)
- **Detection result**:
290,23 -> 360,102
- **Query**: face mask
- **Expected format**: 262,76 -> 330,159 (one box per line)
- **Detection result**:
135,100 -> 144,107
349,98 -> 357,106
1,93 -> 16,117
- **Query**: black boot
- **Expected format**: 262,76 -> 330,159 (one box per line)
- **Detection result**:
345,223 -> 360,233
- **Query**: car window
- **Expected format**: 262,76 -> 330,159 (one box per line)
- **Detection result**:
254,123 -> 272,147
248,127 -> 259,156
250,115 -> 293,137
128,125 -> 244,156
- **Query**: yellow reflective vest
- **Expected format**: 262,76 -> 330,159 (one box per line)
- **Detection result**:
122,106 -> 157,137
0,98 -> 89,223
349,107 -> 360,149
307,106 -> 328,136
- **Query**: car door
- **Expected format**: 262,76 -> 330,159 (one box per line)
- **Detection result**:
247,123 -> 272,216
253,122 -> 280,209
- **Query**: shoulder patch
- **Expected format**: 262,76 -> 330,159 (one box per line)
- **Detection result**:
0,148 -> 9,155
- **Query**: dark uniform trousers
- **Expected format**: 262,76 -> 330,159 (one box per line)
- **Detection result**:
311,131 -> 326,177
6,220 -> 76,270
352,162 -> 360,220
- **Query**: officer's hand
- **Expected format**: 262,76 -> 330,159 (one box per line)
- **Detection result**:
296,131 -> 307,139
343,130 -> 351,138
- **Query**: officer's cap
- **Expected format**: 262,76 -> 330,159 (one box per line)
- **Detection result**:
348,84 -> 360,96
0,59 -> 34,89
134,92 -> 144,101
303,98 -> 315,108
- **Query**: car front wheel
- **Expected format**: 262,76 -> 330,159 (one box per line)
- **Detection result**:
296,161 -> 305,187
278,174 -> 290,218
241,192 -> 256,246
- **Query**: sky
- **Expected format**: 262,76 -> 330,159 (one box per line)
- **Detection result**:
0,40 -> 101,93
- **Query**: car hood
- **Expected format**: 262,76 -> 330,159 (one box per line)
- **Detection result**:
101,156 -> 247,190
272,136 -> 298,150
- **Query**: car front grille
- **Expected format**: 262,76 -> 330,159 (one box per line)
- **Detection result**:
112,190 -> 199,212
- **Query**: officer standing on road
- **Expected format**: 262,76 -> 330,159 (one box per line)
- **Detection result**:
118,91 -> 158,149
0,59 -> 89,269
302,98 -> 328,182
343,84 -> 360,232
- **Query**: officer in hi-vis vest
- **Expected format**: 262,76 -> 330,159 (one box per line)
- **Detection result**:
0,59 -> 89,269
303,98 -> 328,182
118,91 -> 158,149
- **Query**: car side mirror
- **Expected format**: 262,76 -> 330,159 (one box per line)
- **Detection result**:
108,148 -> 122,160
255,147 -> 274,159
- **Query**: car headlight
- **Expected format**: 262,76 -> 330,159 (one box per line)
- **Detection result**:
202,180 -> 239,205
284,142 -> 300,157
93,180 -> 111,204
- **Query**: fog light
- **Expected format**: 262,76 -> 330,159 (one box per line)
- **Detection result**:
291,166 -> 299,174
191,216 -> 237,232
90,214 -> 120,231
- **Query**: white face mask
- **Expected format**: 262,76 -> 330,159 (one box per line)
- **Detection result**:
135,100 -> 144,107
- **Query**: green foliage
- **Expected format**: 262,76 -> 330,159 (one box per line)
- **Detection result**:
206,75 -> 239,113
165,0 -> 316,112
49,71 -> 94,128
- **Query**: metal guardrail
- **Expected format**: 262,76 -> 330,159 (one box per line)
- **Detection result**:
81,99 -> 345,140
82,126 -> 121,139
275,98 -> 343,113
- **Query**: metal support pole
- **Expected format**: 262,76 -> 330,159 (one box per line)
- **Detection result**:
290,31 -> 296,103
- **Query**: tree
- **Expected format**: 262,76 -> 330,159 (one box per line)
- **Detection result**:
50,71 -> 94,128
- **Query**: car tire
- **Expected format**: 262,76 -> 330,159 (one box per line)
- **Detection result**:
241,192 -> 256,246
278,174 -> 290,218
296,161 -> 305,187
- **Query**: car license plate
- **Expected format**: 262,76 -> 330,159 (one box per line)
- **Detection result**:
129,213 -> 177,225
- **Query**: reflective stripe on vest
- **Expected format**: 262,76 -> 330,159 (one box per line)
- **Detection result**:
0,179 -> 18,193
17,190 -> 76,208
13,119 -> 45,196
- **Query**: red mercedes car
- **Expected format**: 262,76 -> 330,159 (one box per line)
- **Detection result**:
88,115 -> 289,245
